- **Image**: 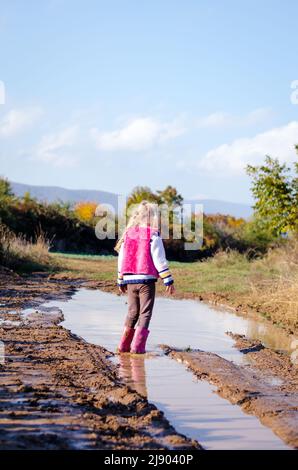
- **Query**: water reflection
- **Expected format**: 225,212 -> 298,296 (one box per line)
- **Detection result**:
118,354 -> 147,398
244,320 -> 293,353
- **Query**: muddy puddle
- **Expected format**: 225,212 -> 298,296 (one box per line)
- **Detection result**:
41,288 -> 292,450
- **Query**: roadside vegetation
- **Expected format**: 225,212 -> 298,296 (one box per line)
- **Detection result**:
0,223 -> 55,273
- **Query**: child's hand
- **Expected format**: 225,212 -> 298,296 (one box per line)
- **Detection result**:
119,285 -> 127,294
165,284 -> 175,295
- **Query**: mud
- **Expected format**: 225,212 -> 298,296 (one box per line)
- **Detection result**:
1,271 -> 297,450
161,345 -> 298,448
0,273 -> 200,450
227,332 -> 298,390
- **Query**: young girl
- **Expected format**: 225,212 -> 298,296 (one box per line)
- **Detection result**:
115,201 -> 175,354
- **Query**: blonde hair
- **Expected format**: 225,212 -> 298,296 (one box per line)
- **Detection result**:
115,200 -> 159,252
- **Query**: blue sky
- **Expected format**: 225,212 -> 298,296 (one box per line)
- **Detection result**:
0,0 -> 298,204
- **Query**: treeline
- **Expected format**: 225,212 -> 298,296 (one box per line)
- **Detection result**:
0,180 -> 258,262
0,151 -> 297,264
0,182 -> 114,256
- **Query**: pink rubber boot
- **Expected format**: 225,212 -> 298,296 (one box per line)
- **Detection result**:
130,327 -> 150,354
117,327 -> 135,353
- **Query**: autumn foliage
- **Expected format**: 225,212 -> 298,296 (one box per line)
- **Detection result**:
74,202 -> 98,223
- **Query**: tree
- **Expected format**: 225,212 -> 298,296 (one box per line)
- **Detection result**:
125,185 -> 183,234
22,191 -> 37,204
126,186 -> 158,207
156,185 -> 183,207
247,153 -> 298,235
74,201 -> 98,223
0,177 -> 14,199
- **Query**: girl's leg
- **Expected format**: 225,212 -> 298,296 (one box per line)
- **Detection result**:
131,283 -> 155,354
138,283 -> 156,329
125,284 -> 140,328
118,284 -> 139,353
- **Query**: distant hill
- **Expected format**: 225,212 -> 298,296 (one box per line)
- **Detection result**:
11,181 -> 120,210
11,181 -> 253,218
184,198 -> 253,219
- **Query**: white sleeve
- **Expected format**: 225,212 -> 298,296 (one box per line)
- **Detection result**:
150,234 -> 174,285
117,243 -> 125,285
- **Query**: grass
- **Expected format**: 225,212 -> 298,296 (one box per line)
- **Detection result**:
0,224 -> 57,273
171,251 -> 251,295
51,249 -> 252,294
247,241 -> 298,331
51,252 -> 116,281
53,252 -> 116,260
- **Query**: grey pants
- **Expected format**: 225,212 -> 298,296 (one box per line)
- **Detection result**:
125,282 -> 156,329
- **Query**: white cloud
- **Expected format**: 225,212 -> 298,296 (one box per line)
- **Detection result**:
90,117 -> 185,152
198,121 -> 298,174
197,111 -> 231,128
0,107 -> 42,137
196,108 -> 272,129
34,125 -> 78,167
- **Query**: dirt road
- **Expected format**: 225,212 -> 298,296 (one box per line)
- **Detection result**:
0,271 -> 200,450
0,270 -> 297,449
161,342 -> 298,448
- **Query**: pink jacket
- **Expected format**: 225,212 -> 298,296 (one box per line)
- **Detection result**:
120,226 -> 159,277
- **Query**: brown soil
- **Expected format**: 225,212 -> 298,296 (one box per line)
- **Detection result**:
161,344 -> 298,448
0,272 -> 200,450
1,270 -> 297,450
227,332 -> 298,391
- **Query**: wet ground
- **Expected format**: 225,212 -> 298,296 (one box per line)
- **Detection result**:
0,273 -> 297,450
42,288 -> 297,449
0,274 -> 199,450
